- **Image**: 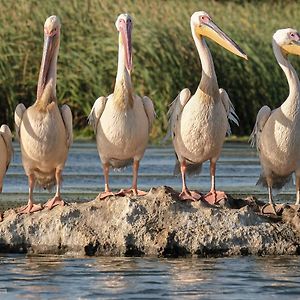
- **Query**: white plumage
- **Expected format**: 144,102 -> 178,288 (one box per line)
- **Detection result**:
14,16 -> 72,213
251,28 -> 300,212
89,13 -> 155,199
168,11 -> 247,202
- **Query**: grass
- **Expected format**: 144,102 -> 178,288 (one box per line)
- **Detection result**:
0,0 -> 300,140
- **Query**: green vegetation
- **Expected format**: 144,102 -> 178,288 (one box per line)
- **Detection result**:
0,0 -> 299,140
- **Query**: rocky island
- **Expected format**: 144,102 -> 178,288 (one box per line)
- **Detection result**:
0,186 -> 299,257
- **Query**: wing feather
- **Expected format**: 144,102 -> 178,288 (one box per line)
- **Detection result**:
14,103 -> 26,139
88,96 -> 107,133
142,96 -> 155,131
60,105 -> 73,148
165,88 -> 191,141
219,88 -> 239,136
249,105 -> 272,149
0,125 -> 13,170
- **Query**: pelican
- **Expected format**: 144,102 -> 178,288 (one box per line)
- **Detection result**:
14,16 -> 73,213
88,13 -> 155,199
168,11 -> 247,203
0,125 -> 13,192
250,28 -> 300,214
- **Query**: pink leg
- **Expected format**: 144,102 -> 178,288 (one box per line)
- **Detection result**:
98,163 -> 114,200
179,160 -> 202,201
296,176 -> 300,205
204,160 -> 226,205
116,160 -> 147,196
44,169 -> 65,210
18,174 -> 43,214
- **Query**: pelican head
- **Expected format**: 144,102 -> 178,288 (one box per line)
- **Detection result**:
191,11 -> 247,60
273,28 -> 300,56
115,13 -> 132,72
37,15 -> 61,100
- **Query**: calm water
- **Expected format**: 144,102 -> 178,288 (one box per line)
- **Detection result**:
0,255 -> 300,299
1,141 -> 297,201
1,142 -> 300,298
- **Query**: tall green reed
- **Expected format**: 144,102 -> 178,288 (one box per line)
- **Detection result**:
0,0 -> 299,139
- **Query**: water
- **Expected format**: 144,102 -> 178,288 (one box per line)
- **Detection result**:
1,142 -> 300,298
1,141 -> 296,204
0,255 -> 300,299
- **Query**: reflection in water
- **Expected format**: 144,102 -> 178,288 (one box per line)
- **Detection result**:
0,255 -> 300,299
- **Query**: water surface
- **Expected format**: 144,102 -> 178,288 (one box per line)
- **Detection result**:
1,141 -> 297,205
0,255 -> 299,299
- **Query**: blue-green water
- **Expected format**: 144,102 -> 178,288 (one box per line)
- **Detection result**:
1,142 -> 300,298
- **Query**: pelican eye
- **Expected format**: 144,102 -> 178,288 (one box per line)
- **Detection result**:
200,15 -> 210,23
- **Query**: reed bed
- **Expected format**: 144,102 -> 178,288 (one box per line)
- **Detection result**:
0,0 -> 299,139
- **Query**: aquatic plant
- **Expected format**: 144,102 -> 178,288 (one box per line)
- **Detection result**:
0,0 -> 299,139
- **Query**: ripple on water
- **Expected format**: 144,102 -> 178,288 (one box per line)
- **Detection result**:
0,255 -> 300,299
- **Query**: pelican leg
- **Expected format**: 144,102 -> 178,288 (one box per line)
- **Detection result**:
204,160 -> 226,205
179,160 -> 201,201
131,160 -> 147,196
263,185 -> 278,215
116,160 -> 147,197
98,163 -> 114,200
295,176 -> 300,205
18,174 -> 43,214
44,169 -> 65,209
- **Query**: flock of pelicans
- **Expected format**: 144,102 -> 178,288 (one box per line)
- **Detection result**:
0,11 -> 300,218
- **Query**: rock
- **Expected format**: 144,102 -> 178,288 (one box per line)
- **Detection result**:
0,186 -> 299,257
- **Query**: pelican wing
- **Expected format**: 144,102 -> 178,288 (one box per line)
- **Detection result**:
0,125 -> 13,170
142,96 -> 155,131
166,88 -> 192,141
14,103 -> 26,139
88,96 -> 107,133
249,105 -> 271,149
219,88 -> 239,136
60,105 -> 73,148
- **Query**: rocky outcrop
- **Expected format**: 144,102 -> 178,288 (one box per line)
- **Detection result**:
0,186 -> 299,257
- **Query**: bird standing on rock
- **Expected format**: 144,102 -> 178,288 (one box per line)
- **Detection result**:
250,28 -> 300,215
168,11 -> 247,203
89,13 -> 155,200
14,16 -> 73,214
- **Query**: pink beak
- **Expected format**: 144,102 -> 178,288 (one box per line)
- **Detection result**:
119,19 -> 132,72
37,29 -> 59,99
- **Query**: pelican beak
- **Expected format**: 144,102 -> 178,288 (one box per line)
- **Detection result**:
37,31 -> 56,99
120,20 -> 132,72
196,20 -> 247,60
282,36 -> 300,56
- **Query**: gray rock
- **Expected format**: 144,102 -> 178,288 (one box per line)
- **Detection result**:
0,186 -> 299,257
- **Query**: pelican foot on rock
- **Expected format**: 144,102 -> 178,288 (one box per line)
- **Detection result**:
115,188 -> 148,197
260,203 -> 287,216
179,189 -> 202,201
204,190 -> 227,205
44,196 -> 65,210
97,191 -> 115,200
18,203 -> 43,214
